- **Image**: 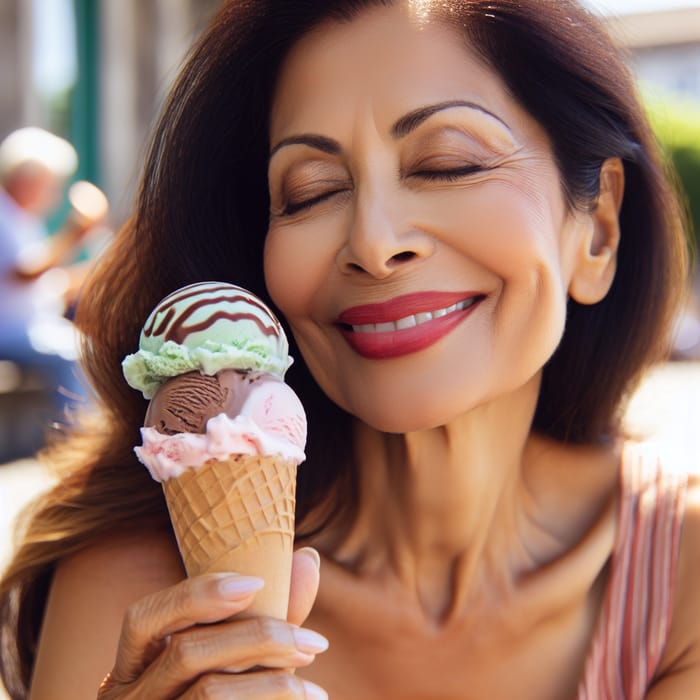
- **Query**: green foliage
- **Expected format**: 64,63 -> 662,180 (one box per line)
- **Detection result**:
643,89 -> 700,253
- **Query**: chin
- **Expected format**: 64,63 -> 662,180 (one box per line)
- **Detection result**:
342,393 -> 468,434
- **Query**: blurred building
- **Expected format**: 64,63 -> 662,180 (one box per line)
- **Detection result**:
605,7 -> 700,98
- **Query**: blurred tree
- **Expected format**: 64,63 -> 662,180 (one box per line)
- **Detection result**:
645,90 -> 700,258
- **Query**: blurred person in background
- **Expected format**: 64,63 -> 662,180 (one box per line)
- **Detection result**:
0,126 -> 109,415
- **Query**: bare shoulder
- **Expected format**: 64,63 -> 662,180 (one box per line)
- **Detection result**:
55,525 -> 184,589
30,527 -> 184,700
648,472 -> 700,698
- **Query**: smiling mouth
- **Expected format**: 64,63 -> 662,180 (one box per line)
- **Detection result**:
344,296 -> 483,333
337,293 -> 486,359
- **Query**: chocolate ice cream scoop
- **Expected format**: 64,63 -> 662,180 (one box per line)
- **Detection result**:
145,371 -> 229,434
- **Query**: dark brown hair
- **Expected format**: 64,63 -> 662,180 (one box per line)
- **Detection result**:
0,1 -> 688,696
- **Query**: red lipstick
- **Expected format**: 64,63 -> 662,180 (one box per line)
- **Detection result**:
337,291 -> 484,359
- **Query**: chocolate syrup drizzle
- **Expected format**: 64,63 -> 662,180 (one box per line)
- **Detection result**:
143,284 -> 283,345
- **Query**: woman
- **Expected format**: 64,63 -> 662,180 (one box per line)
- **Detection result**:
1,1 -> 697,698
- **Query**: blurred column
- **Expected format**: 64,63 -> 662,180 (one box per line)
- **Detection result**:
98,0 -> 220,226
98,0 -> 141,224
0,0 -> 34,133
154,0 -> 193,87
73,0 -> 99,184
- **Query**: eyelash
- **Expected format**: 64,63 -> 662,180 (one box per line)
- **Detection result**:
281,188 -> 348,216
409,164 -> 484,181
278,164 -> 485,216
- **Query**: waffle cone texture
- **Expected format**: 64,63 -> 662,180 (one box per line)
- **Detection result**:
162,454 -> 297,619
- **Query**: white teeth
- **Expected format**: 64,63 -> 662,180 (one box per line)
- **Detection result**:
396,315 -> 417,330
375,322 -> 395,333
351,297 -> 479,333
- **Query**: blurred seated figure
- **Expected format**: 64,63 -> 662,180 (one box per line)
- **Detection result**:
0,127 -> 109,421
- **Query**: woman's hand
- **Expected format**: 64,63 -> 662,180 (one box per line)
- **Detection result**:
97,547 -> 327,698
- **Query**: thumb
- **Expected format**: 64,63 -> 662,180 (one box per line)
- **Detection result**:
287,547 -> 321,626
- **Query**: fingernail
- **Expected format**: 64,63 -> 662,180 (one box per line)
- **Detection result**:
293,627 -> 329,654
303,680 -> 328,699
217,575 -> 265,597
296,546 -> 321,571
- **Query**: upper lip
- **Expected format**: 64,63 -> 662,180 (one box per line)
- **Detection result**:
336,291 -> 485,326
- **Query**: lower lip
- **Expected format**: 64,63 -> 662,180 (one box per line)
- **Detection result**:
338,299 -> 482,359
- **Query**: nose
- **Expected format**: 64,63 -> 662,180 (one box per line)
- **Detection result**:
336,190 -> 433,278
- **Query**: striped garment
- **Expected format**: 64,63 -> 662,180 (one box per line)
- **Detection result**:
577,442 -> 688,699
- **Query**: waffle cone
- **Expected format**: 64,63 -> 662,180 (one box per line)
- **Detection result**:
162,453 -> 297,619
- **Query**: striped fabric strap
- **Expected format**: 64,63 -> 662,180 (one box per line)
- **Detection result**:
577,442 -> 687,700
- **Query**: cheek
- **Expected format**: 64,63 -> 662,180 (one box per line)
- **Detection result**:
439,184 -> 562,269
264,223 -> 331,318
263,230 -> 297,314
263,224 -> 341,392
432,182 -> 572,324
436,184 -> 570,362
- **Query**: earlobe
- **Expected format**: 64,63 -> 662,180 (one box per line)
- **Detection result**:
569,158 -> 625,305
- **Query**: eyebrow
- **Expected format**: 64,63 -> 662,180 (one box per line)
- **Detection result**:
268,99 -> 510,159
269,134 -> 340,160
391,100 -> 511,138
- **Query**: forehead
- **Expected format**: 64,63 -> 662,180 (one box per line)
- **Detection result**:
270,3 -> 517,139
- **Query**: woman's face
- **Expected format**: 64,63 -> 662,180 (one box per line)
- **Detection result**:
265,3 -> 598,432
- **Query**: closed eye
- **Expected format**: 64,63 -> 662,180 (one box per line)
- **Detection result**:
281,187 -> 349,216
409,164 -> 486,181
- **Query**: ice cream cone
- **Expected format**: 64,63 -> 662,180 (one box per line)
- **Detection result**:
162,453 -> 297,619
124,283 -> 306,619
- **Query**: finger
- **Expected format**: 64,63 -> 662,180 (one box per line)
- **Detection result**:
180,670 -> 328,700
111,573 -> 265,683
136,617 -> 329,698
288,548 -> 321,626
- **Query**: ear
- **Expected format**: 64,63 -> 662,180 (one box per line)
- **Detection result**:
568,157 -> 625,305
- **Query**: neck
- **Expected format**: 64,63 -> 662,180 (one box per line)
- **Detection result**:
331,374 -> 551,621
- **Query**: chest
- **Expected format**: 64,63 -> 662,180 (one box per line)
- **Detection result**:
298,574 -> 607,700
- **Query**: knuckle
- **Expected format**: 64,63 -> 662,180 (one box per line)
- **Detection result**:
122,599 -> 151,643
266,670 -> 304,697
250,616 -> 290,653
170,577 -> 197,617
163,632 -> 199,675
191,674 -> 227,699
